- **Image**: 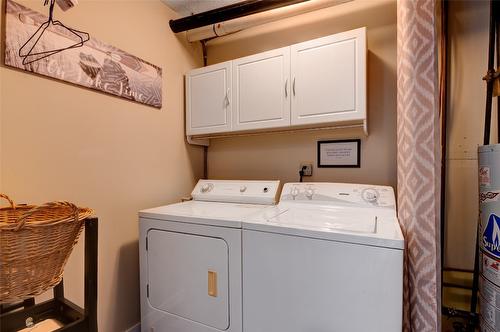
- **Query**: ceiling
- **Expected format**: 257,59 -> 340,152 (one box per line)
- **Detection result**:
161,0 -> 244,17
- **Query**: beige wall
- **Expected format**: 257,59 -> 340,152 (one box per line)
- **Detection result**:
0,1 -> 204,330
205,0 -> 398,188
445,0 -> 498,270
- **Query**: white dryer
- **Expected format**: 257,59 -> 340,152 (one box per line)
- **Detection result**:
242,182 -> 404,332
138,179 -> 279,332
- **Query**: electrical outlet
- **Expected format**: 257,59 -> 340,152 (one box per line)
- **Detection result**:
300,163 -> 313,176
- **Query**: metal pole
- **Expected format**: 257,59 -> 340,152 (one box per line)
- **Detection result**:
169,0 -> 308,33
84,218 -> 98,332
470,0 -> 497,320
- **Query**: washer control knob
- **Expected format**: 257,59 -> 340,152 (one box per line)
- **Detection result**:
201,183 -> 212,193
362,188 -> 379,203
291,186 -> 300,199
240,186 -> 247,193
305,187 -> 314,200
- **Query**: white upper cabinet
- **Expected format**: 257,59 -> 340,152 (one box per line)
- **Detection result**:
290,27 -> 366,126
185,28 -> 367,139
186,61 -> 232,136
232,48 -> 291,131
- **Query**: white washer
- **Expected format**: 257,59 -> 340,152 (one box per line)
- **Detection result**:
139,179 -> 279,332
242,182 -> 404,332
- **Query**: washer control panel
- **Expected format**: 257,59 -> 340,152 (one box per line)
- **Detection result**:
192,180 -> 280,205
281,182 -> 395,208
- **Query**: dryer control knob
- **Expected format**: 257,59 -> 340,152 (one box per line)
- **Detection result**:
201,183 -> 212,193
240,186 -> 247,193
291,186 -> 300,199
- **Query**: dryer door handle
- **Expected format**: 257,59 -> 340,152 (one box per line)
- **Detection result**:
208,270 -> 218,297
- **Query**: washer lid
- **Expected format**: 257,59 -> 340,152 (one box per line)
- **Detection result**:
139,200 -> 269,228
267,206 -> 378,234
243,205 -> 404,249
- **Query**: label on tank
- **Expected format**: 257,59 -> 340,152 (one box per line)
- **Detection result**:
480,167 -> 491,186
480,295 -> 500,328
480,191 -> 500,204
481,252 -> 500,287
482,214 -> 500,259
480,275 -> 500,309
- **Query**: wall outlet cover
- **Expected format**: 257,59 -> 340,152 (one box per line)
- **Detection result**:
300,163 -> 313,176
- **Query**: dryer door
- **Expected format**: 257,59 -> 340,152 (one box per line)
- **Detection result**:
147,229 -> 229,330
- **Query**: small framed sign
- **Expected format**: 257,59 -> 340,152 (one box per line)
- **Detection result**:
317,139 -> 361,168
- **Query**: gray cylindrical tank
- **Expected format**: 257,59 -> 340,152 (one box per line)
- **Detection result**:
479,144 -> 500,331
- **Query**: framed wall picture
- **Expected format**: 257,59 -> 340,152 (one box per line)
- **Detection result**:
5,0 -> 162,109
317,139 -> 361,168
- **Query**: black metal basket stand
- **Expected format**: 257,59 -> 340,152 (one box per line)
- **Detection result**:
0,217 -> 98,332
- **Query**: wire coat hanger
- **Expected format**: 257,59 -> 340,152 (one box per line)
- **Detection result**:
18,0 -> 90,65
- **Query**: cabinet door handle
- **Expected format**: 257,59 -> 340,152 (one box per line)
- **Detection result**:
292,78 -> 296,96
225,89 -> 230,106
285,79 -> 288,98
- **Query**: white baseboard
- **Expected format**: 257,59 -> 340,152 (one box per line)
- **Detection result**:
125,322 -> 140,332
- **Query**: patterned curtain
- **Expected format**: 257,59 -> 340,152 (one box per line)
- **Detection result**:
397,0 -> 441,331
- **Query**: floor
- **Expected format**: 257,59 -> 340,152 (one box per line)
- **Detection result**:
442,270 -> 479,332
17,319 -> 63,332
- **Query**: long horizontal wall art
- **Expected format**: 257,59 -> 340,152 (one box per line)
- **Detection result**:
4,0 -> 162,108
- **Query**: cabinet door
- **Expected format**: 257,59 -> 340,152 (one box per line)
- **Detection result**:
290,27 -> 366,126
186,62 -> 232,135
232,48 -> 290,131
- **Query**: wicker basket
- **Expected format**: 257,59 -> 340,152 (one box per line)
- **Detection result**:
0,194 -> 93,303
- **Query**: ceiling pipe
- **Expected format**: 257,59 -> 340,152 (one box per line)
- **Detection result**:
185,0 -> 351,42
169,0 -> 309,33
